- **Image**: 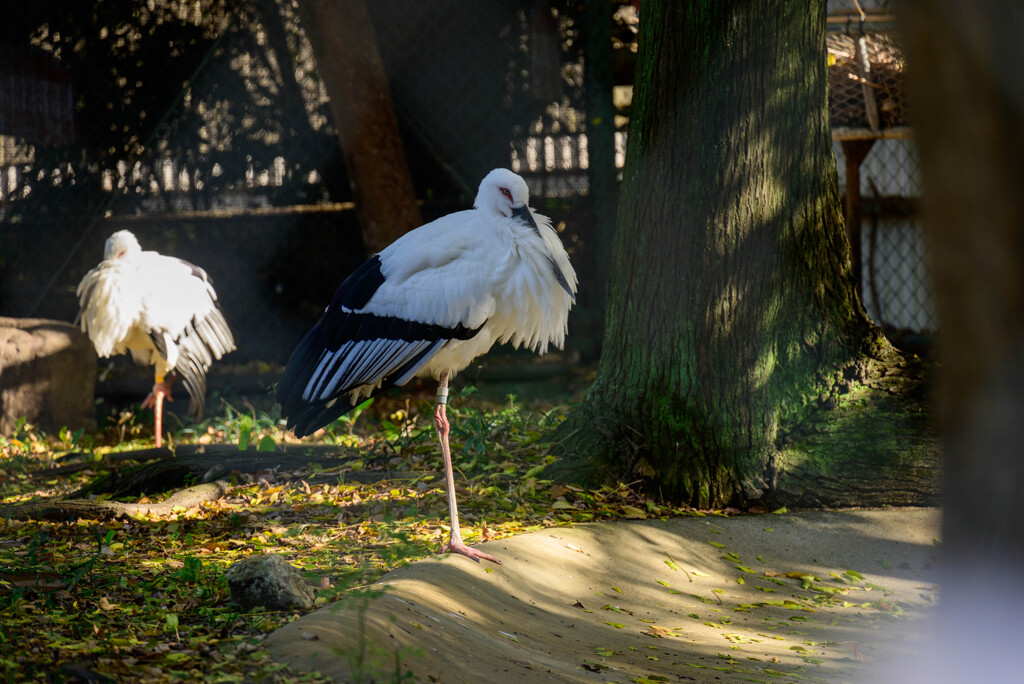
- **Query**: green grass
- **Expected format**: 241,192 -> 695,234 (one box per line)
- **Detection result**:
0,389 -> 692,682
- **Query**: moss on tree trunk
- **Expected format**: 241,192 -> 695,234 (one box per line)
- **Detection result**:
551,0 -> 939,508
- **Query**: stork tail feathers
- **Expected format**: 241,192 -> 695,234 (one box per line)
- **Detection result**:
171,307 -> 236,420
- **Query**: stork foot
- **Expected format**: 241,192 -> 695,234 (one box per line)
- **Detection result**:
141,378 -> 176,410
443,538 -> 502,565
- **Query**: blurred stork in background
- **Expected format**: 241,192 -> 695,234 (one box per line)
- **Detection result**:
77,230 -> 236,447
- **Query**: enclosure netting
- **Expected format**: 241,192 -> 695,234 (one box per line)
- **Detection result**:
0,0 -> 932,376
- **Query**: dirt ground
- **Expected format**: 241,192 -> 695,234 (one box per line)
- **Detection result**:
266,508 -> 940,683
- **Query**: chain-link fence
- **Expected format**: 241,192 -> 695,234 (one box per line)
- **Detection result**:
0,0 -> 609,370
1,0 -> 348,365
1,0 -> 935,381
827,0 -> 935,347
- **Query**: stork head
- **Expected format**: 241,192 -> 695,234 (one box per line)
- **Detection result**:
475,168 -> 536,228
104,230 -> 141,261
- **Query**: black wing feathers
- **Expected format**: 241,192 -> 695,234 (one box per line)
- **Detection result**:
148,274 -> 235,420
170,305 -> 235,419
547,255 -> 576,301
280,339 -> 443,439
276,260 -> 483,437
332,255 -> 385,311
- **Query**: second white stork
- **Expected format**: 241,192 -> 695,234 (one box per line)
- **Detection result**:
276,168 -> 577,564
77,230 -> 236,447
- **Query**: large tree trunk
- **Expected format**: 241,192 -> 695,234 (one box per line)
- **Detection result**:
552,0 -> 938,508
296,0 -> 421,252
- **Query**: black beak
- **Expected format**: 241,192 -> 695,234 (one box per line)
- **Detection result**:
511,204 -> 539,231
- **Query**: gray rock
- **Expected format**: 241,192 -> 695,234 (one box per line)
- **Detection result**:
225,554 -> 316,611
0,318 -> 96,435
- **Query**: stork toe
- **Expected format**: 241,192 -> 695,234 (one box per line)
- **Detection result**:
443,538 -> 502,565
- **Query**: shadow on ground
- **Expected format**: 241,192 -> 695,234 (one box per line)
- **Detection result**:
266,508 -> 940,683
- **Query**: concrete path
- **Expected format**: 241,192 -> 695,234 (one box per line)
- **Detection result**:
266,508 -> 940,683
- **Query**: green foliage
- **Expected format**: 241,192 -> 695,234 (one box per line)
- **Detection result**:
336,398 -> 374,437
0,391 -> 704,681
174,556 -> 204,584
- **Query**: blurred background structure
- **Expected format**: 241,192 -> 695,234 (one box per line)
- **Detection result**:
826,0 -> 932,349
0,0 -> 930,405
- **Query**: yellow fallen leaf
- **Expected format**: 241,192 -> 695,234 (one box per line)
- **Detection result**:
621,505 -> 647,519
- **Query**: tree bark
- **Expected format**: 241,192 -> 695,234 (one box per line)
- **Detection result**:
552,0 -> 938,508
296,0 -> 421,252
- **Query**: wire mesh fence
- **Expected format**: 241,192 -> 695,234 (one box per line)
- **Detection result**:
834,137 -> 933,339
0,0 -> 605,368
827,0 -> 935,345
1,0 -> 935,379
828,29 -> 908,132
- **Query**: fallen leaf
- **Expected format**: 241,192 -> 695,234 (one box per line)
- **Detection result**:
620,505 -> 647,519
642,625 -> 674,638
550,484 -> 570,498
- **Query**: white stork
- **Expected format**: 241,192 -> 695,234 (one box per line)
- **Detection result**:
77,230 -> 236,447
276,168 -> 577,563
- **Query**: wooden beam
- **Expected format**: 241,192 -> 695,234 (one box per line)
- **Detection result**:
831,125 -> 913,141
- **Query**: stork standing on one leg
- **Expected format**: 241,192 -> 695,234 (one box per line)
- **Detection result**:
276,168 -> 577,563
77,230 -> 236,447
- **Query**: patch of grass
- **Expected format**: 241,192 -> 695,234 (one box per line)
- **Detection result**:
0,394 -> 700,682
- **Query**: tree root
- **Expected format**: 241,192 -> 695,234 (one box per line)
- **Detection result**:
0,481 -> 231,522
6,445 -> 432,523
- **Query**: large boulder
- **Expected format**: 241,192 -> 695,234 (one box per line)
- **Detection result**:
0,318 -> 96,435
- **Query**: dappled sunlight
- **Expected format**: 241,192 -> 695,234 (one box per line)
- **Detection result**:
269,509 -> 940,682
770,372 -> 939,508
0,396 -> 687,680
597,0 -> 865,509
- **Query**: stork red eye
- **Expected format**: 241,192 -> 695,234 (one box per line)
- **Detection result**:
500,187 -> 513,201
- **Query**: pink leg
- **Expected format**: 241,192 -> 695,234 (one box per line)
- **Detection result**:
434,373 -> 501,564
154,392 -> 164,449
142,375 -> 175,448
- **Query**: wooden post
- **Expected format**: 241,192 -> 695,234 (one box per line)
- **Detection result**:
296,0 -> 421,253
840,138 -> 875,300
